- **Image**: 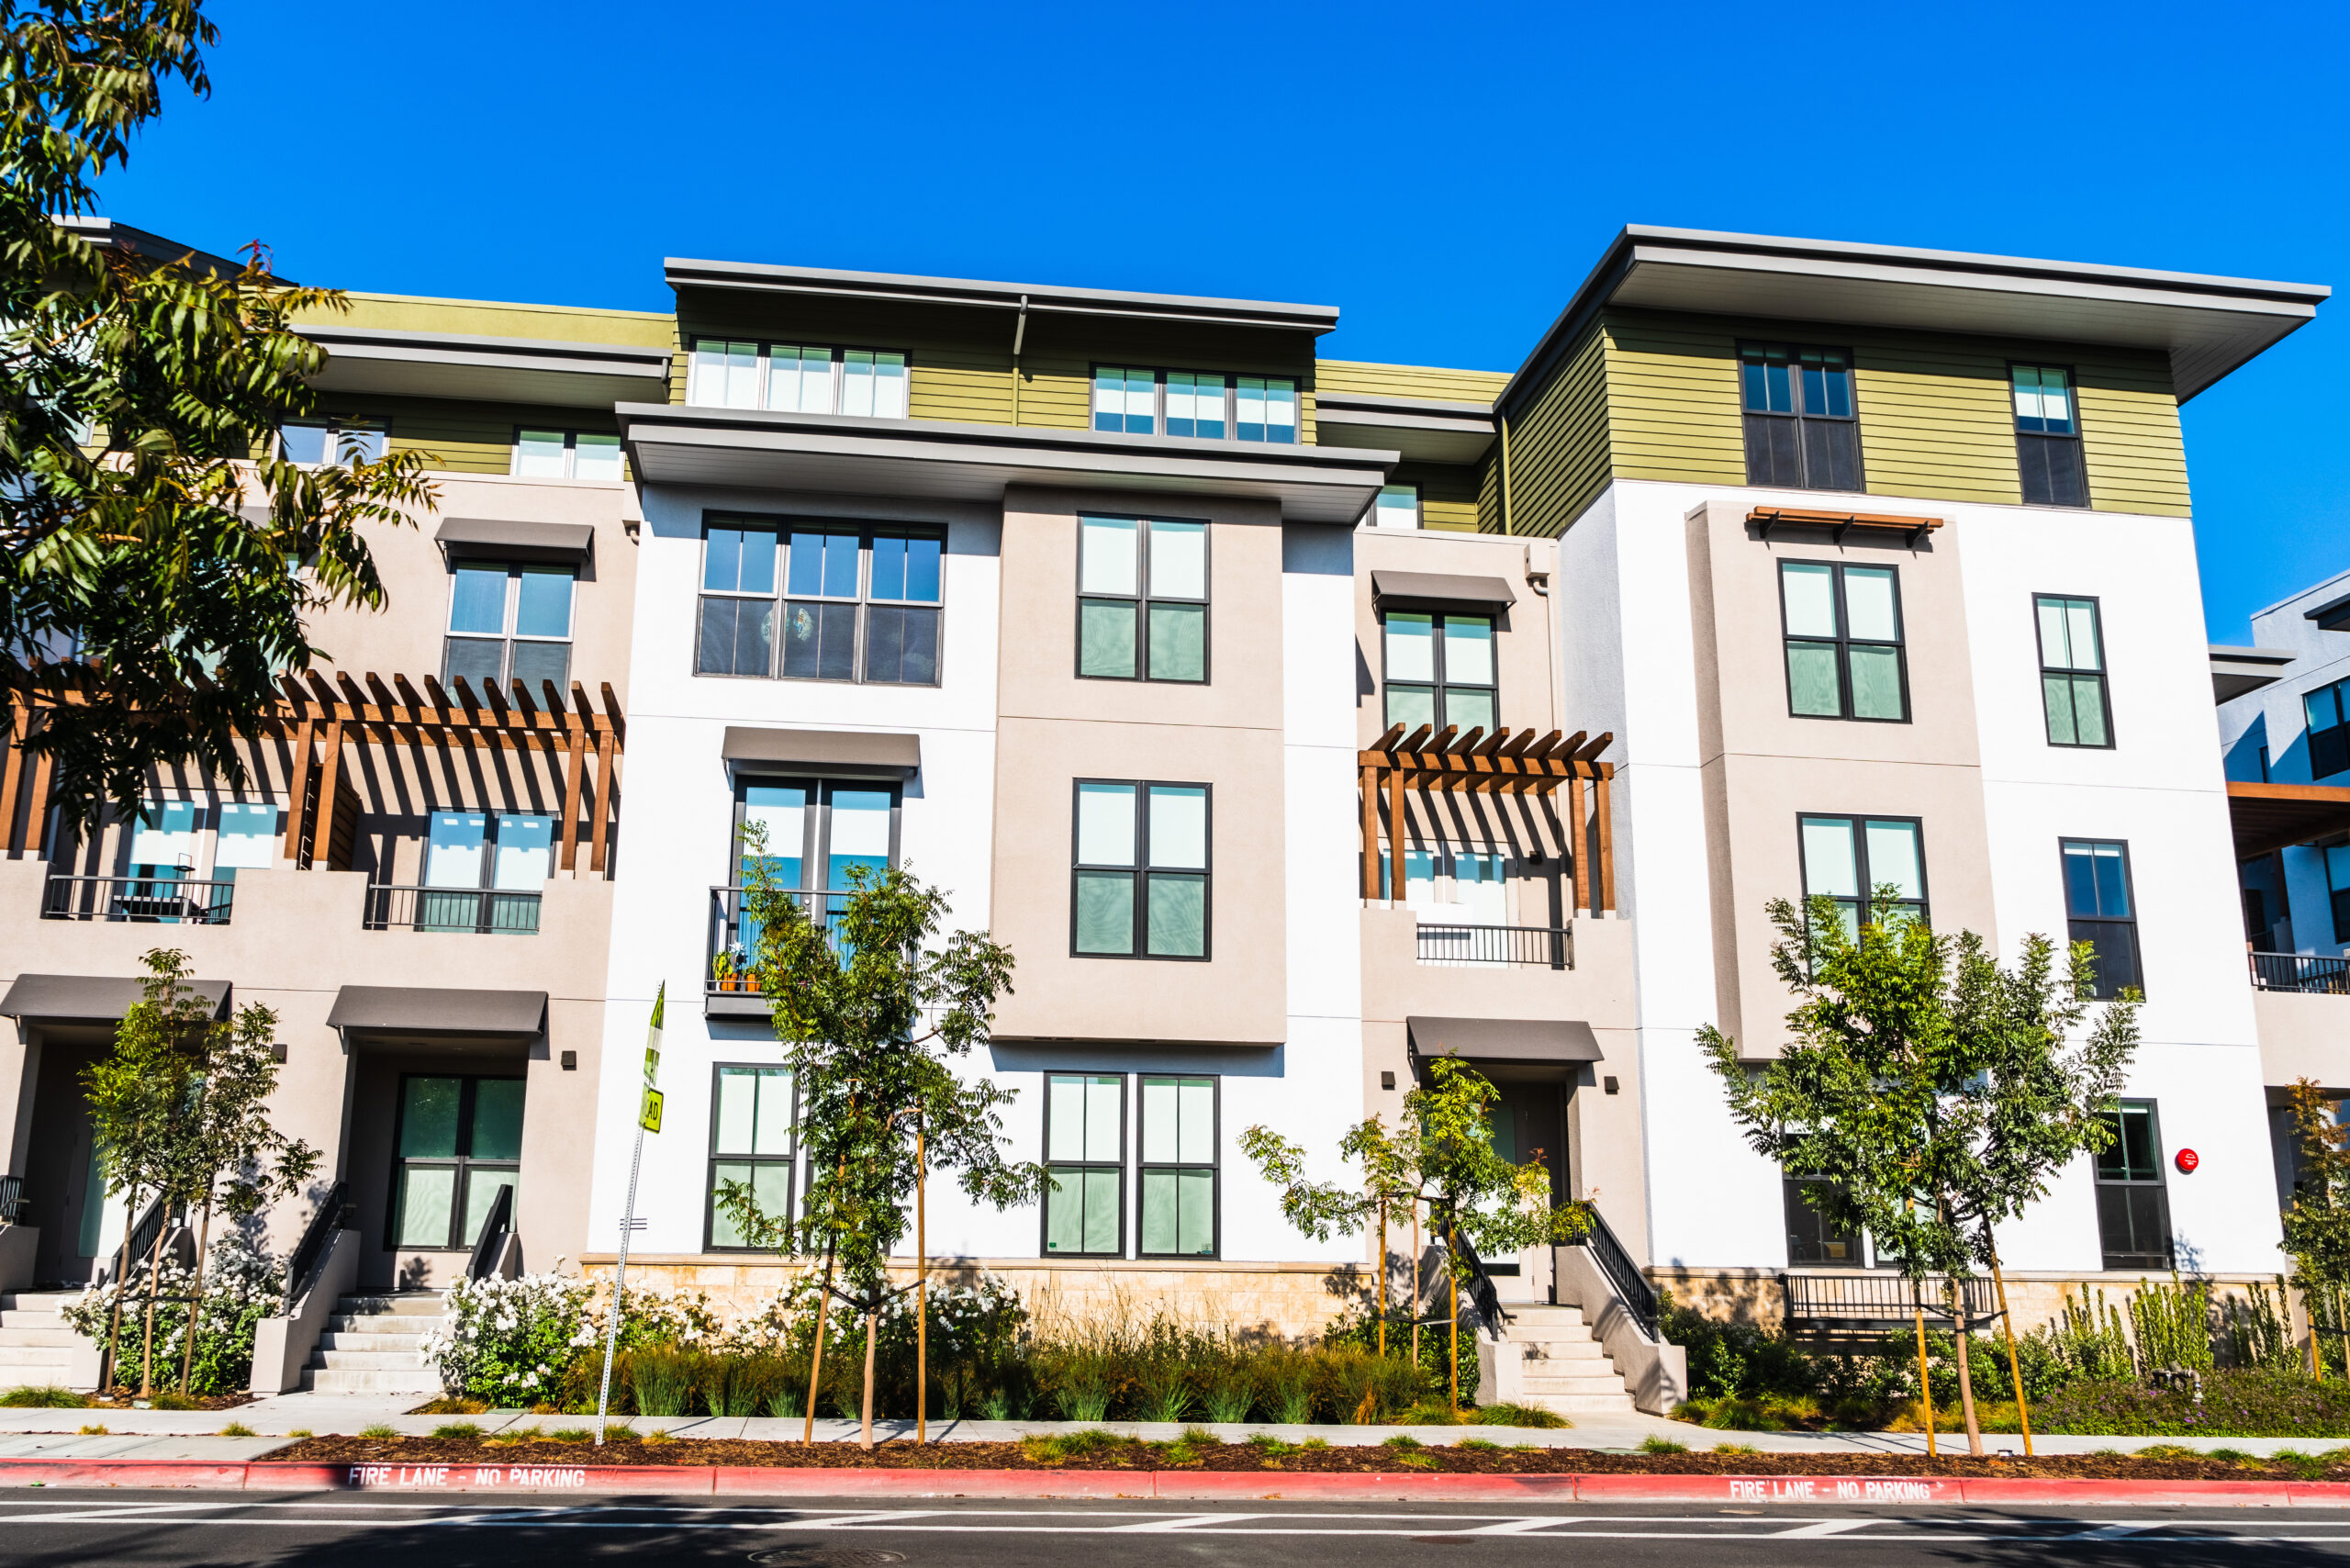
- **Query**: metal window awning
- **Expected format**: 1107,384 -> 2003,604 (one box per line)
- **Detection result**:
1406,1016 -> 1604,1063
0,973 -> 229,1024
434,518 -> 596,565
722,726 -> 921,778
325,986 -> 547,1038
1370,569 -> 1516,612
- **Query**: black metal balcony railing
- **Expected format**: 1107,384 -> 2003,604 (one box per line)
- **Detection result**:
364,885 -> 543,935
41,875 -> 235,925
2250,950 -> 2350,995
1578,1204 -> 1660,1339
1415,922 -> 1572,969
708,886 -> 848,994
1783,1271 -> 2002,1327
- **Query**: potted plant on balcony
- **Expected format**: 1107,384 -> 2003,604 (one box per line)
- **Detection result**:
711,953 -> 737,992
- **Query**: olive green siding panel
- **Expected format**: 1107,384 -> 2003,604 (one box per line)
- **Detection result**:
1315,359 -> 1509,404
1477,449 -> 1504,533
309,394 -> 620,476
1597,313 -> 1746,489
1504,323 -> 1613,538
299,293 -> 674,348
1850,342 -> 2022,506
2077,366 -> 2191,516
1393,460 -> 1485,533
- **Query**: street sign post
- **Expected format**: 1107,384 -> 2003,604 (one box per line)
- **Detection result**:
596,982 -> 663,1445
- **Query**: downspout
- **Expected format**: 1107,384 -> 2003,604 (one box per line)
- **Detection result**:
1497,409 -> 1516,536
1010,296 -> 1029,426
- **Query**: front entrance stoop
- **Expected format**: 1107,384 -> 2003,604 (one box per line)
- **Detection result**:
1477,1303 -> 1639,1416
302,1293 -> 447,1395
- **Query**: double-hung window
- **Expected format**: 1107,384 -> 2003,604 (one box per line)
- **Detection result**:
687,339 -> 909,417
444,562 -> 575,691
1138,1075 -> 1217,1258
2036,595 -> 2112,747
1077,517 -> 1206,681
1072,780 -> 1208,958
1371,485 -> 1420,530
2094,1101 -> 2173,1271
696,520 -> 943,685
2011,364 -> 2087,507
2061,839 -> 2142,999
420,810 -> 554,934
706,1065 -> 794,1249
1043,1074 -> 1124,1256
1779,563 -> 1906,722
513,428 -> 623,480
389,1074 -> 523,1251
1091,367 -> 1297,443
276,416 -> 386,465
2306,678 -> 2350,779
1740,342 -> 1861,491
1798,815 -> 1927,938
1382,612 -> 1495,734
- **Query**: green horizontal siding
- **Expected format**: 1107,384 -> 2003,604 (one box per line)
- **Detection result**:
299,293 -> 674,348
1502,323 -> 1612,538
1393,459 -> 1486,533
304,394 -> 620,476
1315,359 -> 1508,404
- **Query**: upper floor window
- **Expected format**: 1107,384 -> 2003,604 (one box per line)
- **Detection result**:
125,798 -> 278,889
420,810 -> 554,934
2036,595 -> 2111,748
1370,485 -> 1420,530
1382,612 -> 1495,733
687,339 -> 909,418
2011,364 -> 2087,507
2307,678 -> 2350,779
1740,342 -> 1860,491
445,563 -> 574,690
1073,780 -> 1209,959
514,428 -> 622,481
1091,366 -> 1297,443
1780,562 -> 1906,722
696,520 -> 942,686
1798,814 -> 1926,939
1078,517 -> 1206,682
2328,846 -> 2350,946
2061,839 -> 2142,999
277,417 -> 386,465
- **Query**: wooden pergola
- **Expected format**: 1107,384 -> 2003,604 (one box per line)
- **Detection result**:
2,666 -> 625,872
1359,722 -> 1616,916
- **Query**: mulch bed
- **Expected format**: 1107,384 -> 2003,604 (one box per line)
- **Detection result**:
263,1434 -> 2350,1482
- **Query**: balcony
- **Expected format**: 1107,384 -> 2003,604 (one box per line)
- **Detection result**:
363,885 -> 543,935
41,874 -> 235,925
706,885 -> 845,1016
2250,950 -> 2350,996
1415,922 -> 1571,969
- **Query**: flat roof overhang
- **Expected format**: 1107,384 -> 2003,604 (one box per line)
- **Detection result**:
2231,781 -> 2350,858
301,324 -> 673,409
618,403 -> 1396,523
2211,644 -> 2299,704
1312,390 -> 1496,465
1503,226 -> 2332,412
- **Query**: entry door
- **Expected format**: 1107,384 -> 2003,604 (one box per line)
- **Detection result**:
389,1075 -> 525,1251
1484,1081 -> 1566,1300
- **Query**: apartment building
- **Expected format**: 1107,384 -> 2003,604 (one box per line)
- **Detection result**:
0,221 -> 2332,1403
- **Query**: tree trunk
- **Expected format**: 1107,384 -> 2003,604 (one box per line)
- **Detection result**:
178,1203 -> 213,1395
100,1188 -> 139,1394
801,1244 -> 836,1446
858,1307 -> 878,1451
1952,1288 -> 1984,1455
137,1203 -> 169,1397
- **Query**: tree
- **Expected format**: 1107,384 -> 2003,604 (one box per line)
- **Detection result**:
0,1 -> 435,829
1701,891 -> 2139,1454
716,837 -> 1043,1449
1242,1054 -> 1589,1409
2281,1077 -> 2350,1378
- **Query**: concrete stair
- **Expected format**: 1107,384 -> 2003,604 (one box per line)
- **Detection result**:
1487,1303 -> 1638,1415
0,1292 -> 91,1389
302,1293 -> 447,1394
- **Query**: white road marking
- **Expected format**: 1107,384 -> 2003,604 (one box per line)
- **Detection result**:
1771,1519 -> 1884,1538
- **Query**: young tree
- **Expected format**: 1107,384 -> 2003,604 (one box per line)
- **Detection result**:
1701,891 -> 2139,1454
0,1 -> 437,829
717,841 -> 1043,1449
2280,1078 -> 2350,1377
1242,1054 -> 1589,1409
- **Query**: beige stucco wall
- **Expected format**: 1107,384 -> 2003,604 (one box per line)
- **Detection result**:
1350,529 -> 1561,747
2255,990 -> 2350,1087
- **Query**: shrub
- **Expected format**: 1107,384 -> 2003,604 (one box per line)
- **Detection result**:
61,1235 -> 280,1394
624,1347 -> 696,1417
2026,1371 -> 2350,1438
419,1271 -> 597,1408
0,1385 -> 87,1408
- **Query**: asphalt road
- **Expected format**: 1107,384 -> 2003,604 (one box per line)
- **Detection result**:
1,1491 -> 2348,1566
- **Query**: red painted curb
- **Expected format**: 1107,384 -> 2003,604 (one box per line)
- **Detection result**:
1578,1473 -> 1965,1505
0,1460 -> 248,1490
710,1469 -> 1148,1500
1158,1471 -> 1583,1501
1958,1478 -> 2290,1507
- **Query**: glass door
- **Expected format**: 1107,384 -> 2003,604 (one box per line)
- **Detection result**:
389,1075 -> 525,1251
421,812 -> 488,932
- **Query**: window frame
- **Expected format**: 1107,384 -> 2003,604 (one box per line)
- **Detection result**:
2326,845 -> 2350,946
1074,515 -> 1211,685
384,1072 -> 525,1253
1775,560 -> 1910,723
2034,592 -> 2115,750
703,1063 -> 799,1253
686,338 -> 912,417
275,414 -> 388,465
1796,812 -> 1930,933
2060,838 -> 2143,1000
2093,1099 -> 2174,1271
1379,610 -> 1500,734
1135,1073 -> 1220,1260
1781,1173 -> 1876,1268
1370,485 -> 1421,531
443,561 -> 576,692
1089,364 -> 1300,444
692,514 -> 946,687
1040,1071 -> 1127,1260
2306,678 -> 2350,780
510,425 -> 624,481
1738,341 -> 1863,492
1069,778 -> 1213,961
2009,362 -> 2089,508
729,776 -> 904,896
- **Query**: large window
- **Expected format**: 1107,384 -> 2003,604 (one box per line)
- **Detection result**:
2011,364 -> 2087,507
1783,1174 -> 1866,1266
2061,839 -> 2142,999
729,779 -> 896,948
1072,780 -> 1208,958
1779,562 -> 1906,722
1091,366 -> 1297,443
420,811 -> 554,934
2307,678 -> 2350,779
1382,612 -> 1495,733
687,340 -> 909,418
1740,342 -> 1861,491
706,1065 -> 794,1249
2036,595 -> 2112,748
444,563 -> 575,691
1138,1075 -> 1216,1258
1798,815 -> 1926,937
1370,485 -> 1420,530
276,416 -> 386,465
696,520 -> 942,686
1077,517 -> 1207,682
513,428 -> 622,481
2095,1101 -> 2173,1271
1043,1073 -> 1124,1257
388,1074 -> 523,1252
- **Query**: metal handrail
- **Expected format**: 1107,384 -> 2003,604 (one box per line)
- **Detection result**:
99,1193 -> 172,1287
1577,1204 -> 1660,1340
0,1175 -> 23,1227
1783,1271 -> 2002,1325
1441,1221 -> 1508,1330
40,874 -> 235,925
1415,923 -> 1572,969
708,885 -> 849,992
465,1182 -> 515,1282
364,884 -> 543,934
281,1182 -> 352,1312
2250,950 -> 2350,995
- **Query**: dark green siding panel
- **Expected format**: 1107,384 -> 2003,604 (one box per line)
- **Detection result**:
1504,323 -> 1612,538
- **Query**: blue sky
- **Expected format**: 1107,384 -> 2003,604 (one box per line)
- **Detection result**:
99,0 -> 2348,640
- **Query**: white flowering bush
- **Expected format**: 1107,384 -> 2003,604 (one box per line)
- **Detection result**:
419,1266 -> 598,1406
62,1235 -> 280,1394
604,1281 -> 722,1350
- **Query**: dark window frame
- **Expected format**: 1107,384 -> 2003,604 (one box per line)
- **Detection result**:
2094,1100 -> 2174,1271
2061,838 -> 2143,1000
728,775 -> 904,902
1739,341 -> 1863,492
1069,778 -> 1213,961
703,1062 -> 798,1253
1776,559 -> 1910,723
275,414 -> 388,465
692,513 -> 945,687
2009,362 -> 2089,508
2326,844 -> 2350,946
1090,364 -> 1301,444
1074,514 -> 1212,685
1041,1071 -> 1127,1259
442,559 -> 576,691
2306,677 -> 2350,780
1782,1173 -> 1880,1268
384,1072 -> 525,1253
1380,610 -> 1500,734
1136,1073 -> 1220,1260
1796,812 -> 1930,933
2035,593 -> 2115,749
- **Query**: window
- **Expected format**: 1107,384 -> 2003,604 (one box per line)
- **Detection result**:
707,1066 -> 794,1249
1779,562 -> 1907,722
728,779 -> 897,947
2011,364 -> 2087,507
2328,846 -> 2350,946
686,340 -> 908,418
2307,678 -> 2350,779
1740,342 -> 1861,491
1091,367 -> 1297,443
444,563 -> 575,691
1798,815 -> 1927,938
1138,1075 -> 1216,1258
513,429 -> 623,481
124,798 -> 275,900
388,1074 -> 523,1251
420,810 -> 554,933
695,520 -> 942,685
1370,486 -> 1420,530
1783,1174 -> 1865,1266
1072,780 -> 1209,958
1077,517 -> 1207,682
1044,1074 -> 1124,1257
2036,595 -> 2112,748
2094,1101 -> 2172,1271
2062,840 -> 2142,999
276,417 -> 386,465
1382,612 -> 1495,733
